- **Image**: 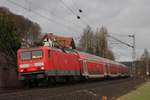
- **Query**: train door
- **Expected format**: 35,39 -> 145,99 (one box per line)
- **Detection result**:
104,64 -> 109,76
81,60 -> 88,77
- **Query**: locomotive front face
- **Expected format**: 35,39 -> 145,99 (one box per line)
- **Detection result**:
17,48 -> 47,81
19,50 -> 44,73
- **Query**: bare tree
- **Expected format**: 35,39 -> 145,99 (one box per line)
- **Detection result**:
95,26 -> 114,60
136,49 -> 150,78
78,25 -> 115,60
79,25 -> 94,54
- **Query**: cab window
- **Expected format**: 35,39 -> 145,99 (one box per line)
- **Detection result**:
32,50 -> 43,59
20,51 -> 31,60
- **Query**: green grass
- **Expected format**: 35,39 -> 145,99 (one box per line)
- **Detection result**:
118,81 -> 150,100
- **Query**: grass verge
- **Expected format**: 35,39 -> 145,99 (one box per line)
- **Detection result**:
117,81 -> 150,100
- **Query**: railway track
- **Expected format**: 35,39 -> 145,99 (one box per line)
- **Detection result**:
0,77 -> 145,100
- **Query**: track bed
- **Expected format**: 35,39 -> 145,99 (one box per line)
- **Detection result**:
0,77 -> 145,100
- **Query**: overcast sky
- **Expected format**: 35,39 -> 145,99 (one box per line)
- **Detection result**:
1,0 -> 150,61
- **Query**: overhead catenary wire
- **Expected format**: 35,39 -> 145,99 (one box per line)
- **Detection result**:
58,0 -> 89,25
24,0 -> 84,29
59,0 -> 77,16
7,0 -> 80,33
71,0 -> 93,26
71,0 -> 82,12
107,34 -> 133,48
109,33 -> 132,37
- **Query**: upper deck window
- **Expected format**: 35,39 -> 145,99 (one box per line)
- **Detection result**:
32,50 -> 43,59
20,51 -> 31,60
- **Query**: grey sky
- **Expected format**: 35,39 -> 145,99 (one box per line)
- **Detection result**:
0,0 -> 150,61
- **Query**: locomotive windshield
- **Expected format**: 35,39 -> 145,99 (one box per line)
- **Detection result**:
20,51 -> 31,60
20,50 -> 43,60
32,50 -> 43,59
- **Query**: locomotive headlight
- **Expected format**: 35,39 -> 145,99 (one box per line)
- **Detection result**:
34,62 -> 44,67
20,64 -> 29,68
20,69 -> 24,72
41,66 -> 44,70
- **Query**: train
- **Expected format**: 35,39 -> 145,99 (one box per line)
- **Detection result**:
17,46 -> 129,86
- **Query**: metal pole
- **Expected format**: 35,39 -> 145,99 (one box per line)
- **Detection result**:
146,51 -> 149,78
132,34 -> 136,75
128,34 -> 136,76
